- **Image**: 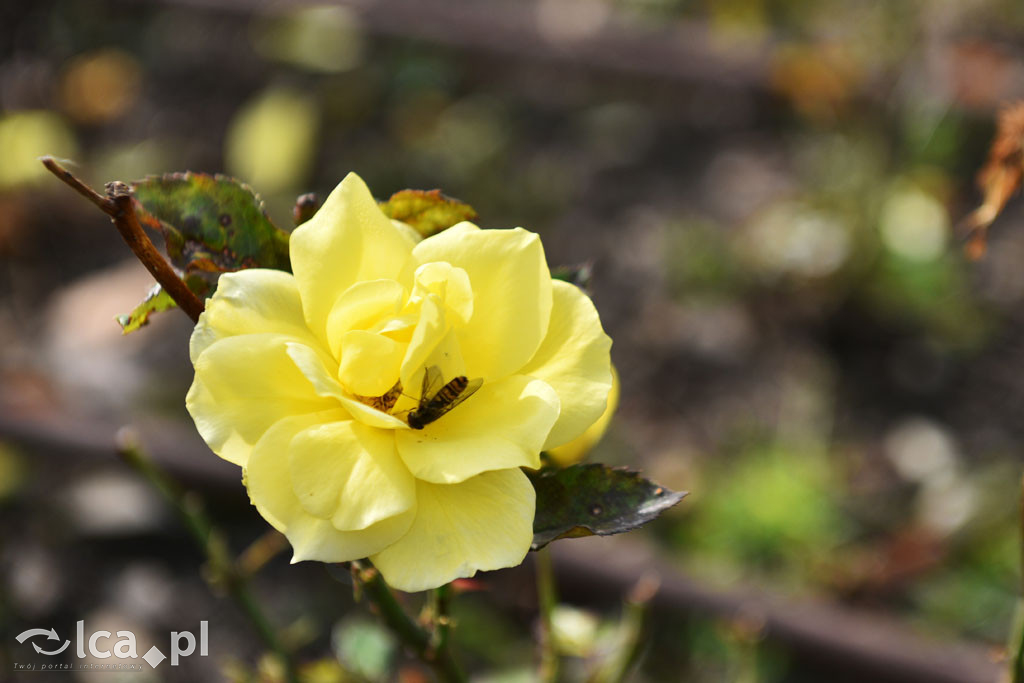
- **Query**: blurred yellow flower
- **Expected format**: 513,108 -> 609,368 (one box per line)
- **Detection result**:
186,173 -> 612,591
546,365 -> 618,467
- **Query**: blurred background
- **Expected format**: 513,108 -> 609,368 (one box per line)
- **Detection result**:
4,0 -> 1024,681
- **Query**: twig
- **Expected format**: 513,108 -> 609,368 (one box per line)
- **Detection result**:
536,546 -> 560,683
40,157 -> 205,323
352,562 -> 466,683
238,530 -> 289,578
40,157 -> 112,213
116,431 -> 298,683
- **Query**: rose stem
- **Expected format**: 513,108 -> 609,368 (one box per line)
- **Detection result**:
536,546 -> 559,683
352,561 -> 466,683
40,157 -> 205,323
117,431 -> 298,683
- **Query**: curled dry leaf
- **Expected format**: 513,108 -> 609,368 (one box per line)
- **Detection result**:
964,101 -> 1024,260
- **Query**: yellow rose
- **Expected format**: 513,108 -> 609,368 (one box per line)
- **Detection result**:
186,173 -> 612,591
546,365 -> 619,467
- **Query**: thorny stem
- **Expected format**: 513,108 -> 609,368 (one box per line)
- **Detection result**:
352,561 -> 466,683
116,432 -> 298,683
536,546 -> 560,683
40,157 -> 205,323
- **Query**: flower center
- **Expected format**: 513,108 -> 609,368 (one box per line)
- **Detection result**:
353,379 -> 404,414
332,261 -> 476,422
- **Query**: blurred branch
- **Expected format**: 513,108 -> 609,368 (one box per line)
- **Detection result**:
1006,474 -> 1024,683
151,0 -> 772,89
40,157 -> 205,323
344,0 -> 771,86
1008,599 -> 1024,683
0,409 -> 238,490
590,573 -> 659,683
116,431 -> 297,683
535,547 -> 559,683
238,530 -> 290,578
351,561 -> 466,683
551,540 -> 1001,683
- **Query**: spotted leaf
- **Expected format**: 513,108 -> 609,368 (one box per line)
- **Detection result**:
529,464 -> 686,549
378,189 -> 478,237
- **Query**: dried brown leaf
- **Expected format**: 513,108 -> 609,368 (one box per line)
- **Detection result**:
964,102 -> 1024,260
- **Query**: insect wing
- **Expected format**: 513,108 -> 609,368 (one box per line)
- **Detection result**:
429,377 -> 483,421
420,365 -> 445,402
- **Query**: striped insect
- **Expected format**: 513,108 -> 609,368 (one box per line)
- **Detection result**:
354,379 -> 404,413
407,365 -> 482,429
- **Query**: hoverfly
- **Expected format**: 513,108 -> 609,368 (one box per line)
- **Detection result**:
406,365 -> 482,429
355,380 -> 404,413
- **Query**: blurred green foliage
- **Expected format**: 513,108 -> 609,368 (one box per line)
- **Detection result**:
0,111 -> 78,189
0,443 -> 27,502
674,444 -> 849,578
226,87 -> 319,196
332,617 -> 396,682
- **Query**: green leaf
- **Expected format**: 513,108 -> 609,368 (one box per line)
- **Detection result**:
132,172 -> 291,297
122,173 -> 293,330
117,284 -> 177,334
529,464 -> 686,550
378,189 -> 478,237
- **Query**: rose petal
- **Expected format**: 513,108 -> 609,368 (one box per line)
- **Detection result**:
285,341 -> 410,430
338,330 -> 405,397
413,225 -> 552,380
187,334 -> 339,466
289,420 -> 416,530
409,262 -> 473,326
190,269 -> 313,364
284,341 -> 343,395
291,173 -> 413,341
395,375 -> 558,484
519,280 -> 613,449
325,279 -> 405,359
370,468 -> 534,592
246,412 -> 415,562
397,296 -> 468,401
